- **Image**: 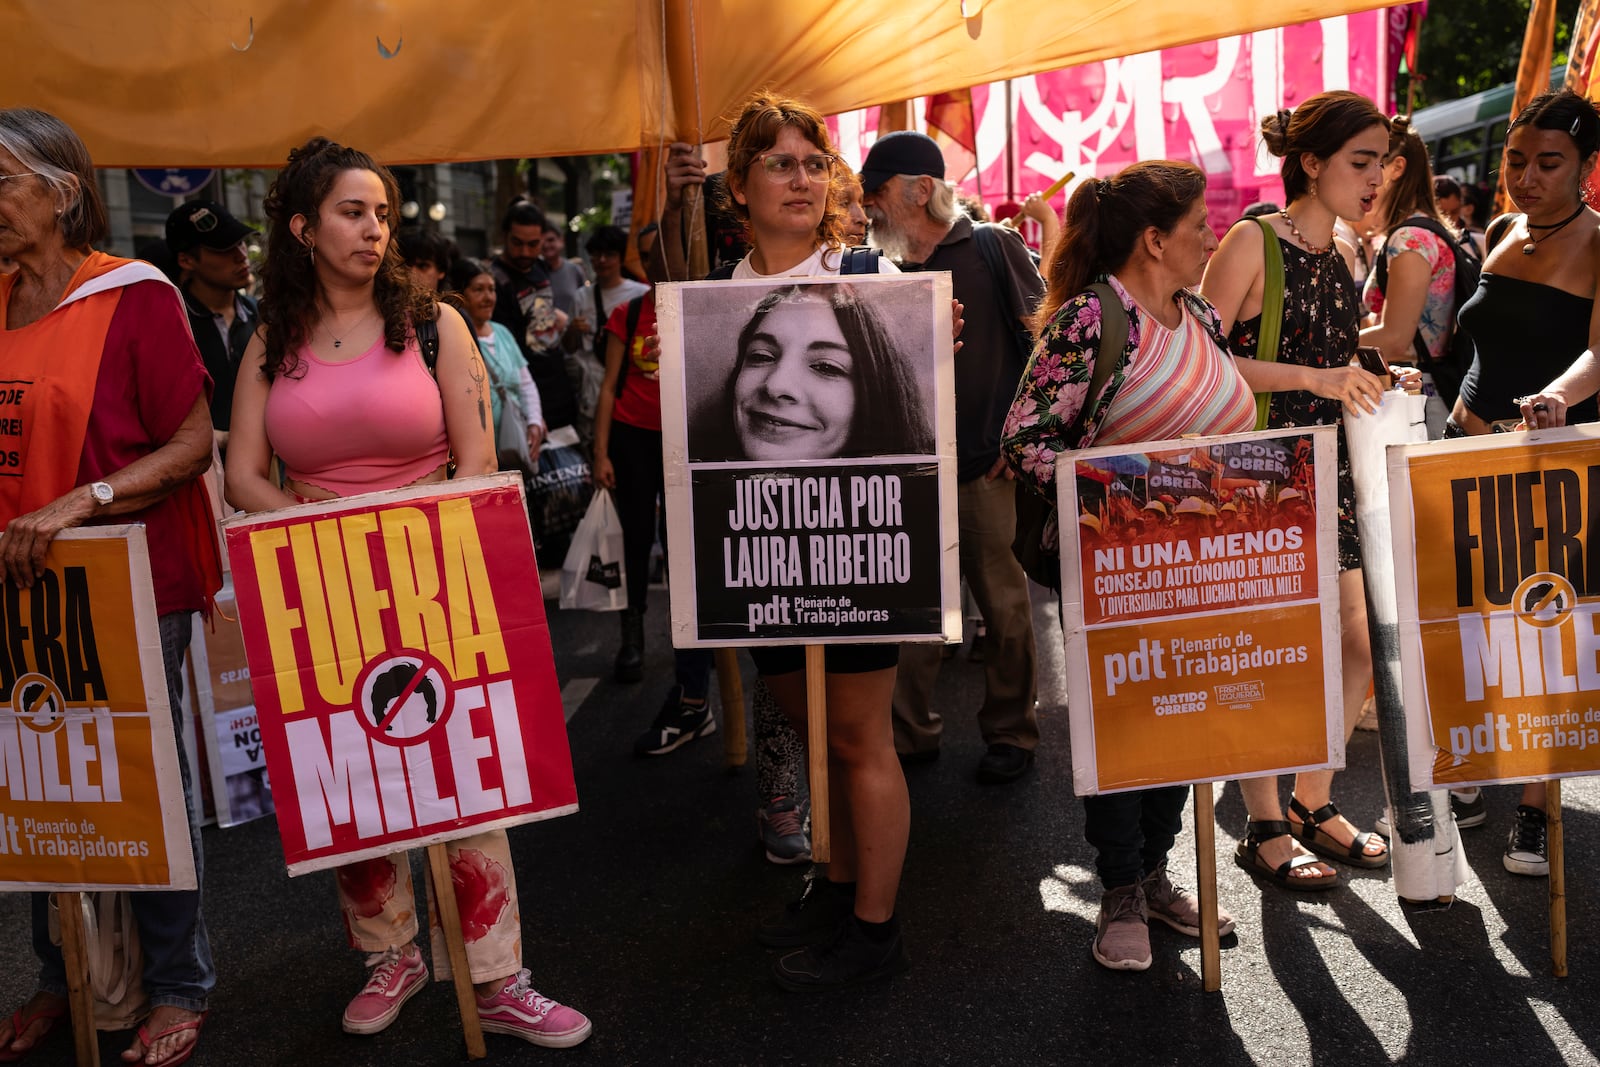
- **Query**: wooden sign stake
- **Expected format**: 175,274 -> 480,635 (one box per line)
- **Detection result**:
1548,778 -> 1567,978
715,648 -> 747,768
1193,784 -> 1222,992
55,891 -> 100,1067
805,646 -> 830,864
425,845 -> 487,1059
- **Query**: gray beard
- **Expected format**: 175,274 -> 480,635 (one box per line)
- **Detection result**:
868,219 -> 916,264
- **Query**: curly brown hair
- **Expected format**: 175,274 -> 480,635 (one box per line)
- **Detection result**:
713,92 -> 848,253
258,137 -> 436,380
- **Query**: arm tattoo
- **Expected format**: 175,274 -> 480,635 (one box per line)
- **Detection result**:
468,357 -> 488,431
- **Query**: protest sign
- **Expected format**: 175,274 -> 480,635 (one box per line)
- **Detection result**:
223,474 -> 577,876
188,582 -> 275,828
657,273 -> 959,647
1059,427 -> 1343,795
1,527 -> 196,891
1390,426 -> 1600,789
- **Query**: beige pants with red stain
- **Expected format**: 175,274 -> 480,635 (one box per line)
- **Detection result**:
335,829 -> 522,984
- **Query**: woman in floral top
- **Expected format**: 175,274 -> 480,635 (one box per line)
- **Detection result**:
1360,115 -> 1460,437
1201,91 -> 1396,893
1001,161 -> 1252,973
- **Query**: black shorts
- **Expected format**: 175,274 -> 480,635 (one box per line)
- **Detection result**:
748,643 -> 900,677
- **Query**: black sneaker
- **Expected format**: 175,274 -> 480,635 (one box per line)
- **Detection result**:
976,742 -> 1034,784
1450,789 -> 1487,829
632,685 -> 716,757
758,875 -> 852,948
1503,805 -> 1549,876
772,916 -> 908,993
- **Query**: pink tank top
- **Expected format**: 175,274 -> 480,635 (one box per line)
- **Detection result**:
263,335 -> 450,497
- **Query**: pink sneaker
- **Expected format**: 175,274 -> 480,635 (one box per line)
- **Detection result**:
342,944 -> 428,1034
476,970 -> 592,1048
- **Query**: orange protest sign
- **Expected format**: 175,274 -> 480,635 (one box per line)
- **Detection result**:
1391,427 -> 1600,788
1058,427 -> 1343,795
0,527 -> 195,890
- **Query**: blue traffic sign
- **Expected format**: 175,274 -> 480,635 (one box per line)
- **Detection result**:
132,168 -> 216,196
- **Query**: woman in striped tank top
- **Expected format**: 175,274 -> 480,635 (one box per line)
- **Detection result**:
1001,161 -> 1252,972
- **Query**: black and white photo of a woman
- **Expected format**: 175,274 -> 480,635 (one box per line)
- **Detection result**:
686,279 -> 936,463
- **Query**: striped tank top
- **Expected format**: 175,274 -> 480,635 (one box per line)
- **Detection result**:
1096,301 -> 1256,446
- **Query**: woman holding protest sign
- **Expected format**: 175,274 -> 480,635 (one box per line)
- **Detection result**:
655,93 -> 921,992
1001,160 -> 1251,971
1471,89 -> 1600,878
1201,91 -> 1396,893
224,137 -> 590,1048
0,107 -> 220,1067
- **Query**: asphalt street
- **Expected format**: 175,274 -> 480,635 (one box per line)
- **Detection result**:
3,580 -> 1598,1066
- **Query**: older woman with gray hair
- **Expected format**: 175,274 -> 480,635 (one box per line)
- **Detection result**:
0,108 -> 219,1067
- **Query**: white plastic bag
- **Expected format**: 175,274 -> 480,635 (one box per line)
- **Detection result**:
559,490 -> 627,612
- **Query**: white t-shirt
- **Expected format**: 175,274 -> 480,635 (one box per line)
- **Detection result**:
731,245 -> 901,279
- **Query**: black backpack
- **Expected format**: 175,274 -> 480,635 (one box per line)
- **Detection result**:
1371,215 -> 1480,407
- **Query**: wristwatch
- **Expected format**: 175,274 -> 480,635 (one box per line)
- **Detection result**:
89,481 -> 114,507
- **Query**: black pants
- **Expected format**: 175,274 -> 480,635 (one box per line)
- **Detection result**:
607,419 -> 664,612
1082,785 -> 1189,890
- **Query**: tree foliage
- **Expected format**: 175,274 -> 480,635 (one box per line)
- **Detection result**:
1401,0 -> 1580,109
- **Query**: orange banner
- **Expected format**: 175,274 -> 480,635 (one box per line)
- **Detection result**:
1392,428 -> 1600,787
1059,427 -> 1343,794
0,528 -> 195,890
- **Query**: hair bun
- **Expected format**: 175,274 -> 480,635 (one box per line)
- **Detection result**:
1260,108 -> 1294,156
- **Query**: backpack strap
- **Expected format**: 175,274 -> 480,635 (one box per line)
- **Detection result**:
416,303 -> 479,374
1065,283 -> 1130,446
1485,213 -> 1519,254
615,294 -> 647,395
1250,216 -> 1285,431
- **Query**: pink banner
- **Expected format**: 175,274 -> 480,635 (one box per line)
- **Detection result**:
830,11 -> 1388,240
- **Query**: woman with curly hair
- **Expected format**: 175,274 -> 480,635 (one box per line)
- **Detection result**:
225,137 -> 589,1049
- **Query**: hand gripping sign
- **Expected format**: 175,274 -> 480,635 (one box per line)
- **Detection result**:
223,475 -> 577,876
1057,426 -> 1344,795
0,527 -> 195,891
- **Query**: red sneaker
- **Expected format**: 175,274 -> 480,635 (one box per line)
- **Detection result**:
341,945 -> 428,1035
476,971 -> 592,1048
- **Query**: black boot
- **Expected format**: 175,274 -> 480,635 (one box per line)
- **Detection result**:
614,606 -> 644,683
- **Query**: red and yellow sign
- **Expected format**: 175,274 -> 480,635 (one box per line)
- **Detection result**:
1392,428 -> 1600,787
224,475 -> 577,876
0,527 -> 195,890
1059,428 -> 1343,794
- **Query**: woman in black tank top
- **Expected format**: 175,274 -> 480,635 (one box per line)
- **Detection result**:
1459,89 -> 1600,880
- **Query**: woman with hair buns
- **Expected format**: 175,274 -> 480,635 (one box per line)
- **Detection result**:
225,137 -> 590,1048
1003,160 -> 1251,971
1359,115 -> 1464,437
1471,89 -> 1600,878
1201,91 -> 1396,892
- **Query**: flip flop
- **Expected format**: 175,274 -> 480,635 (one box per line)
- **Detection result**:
128,1011 -> 206,1067
0,1001 -> 67,1063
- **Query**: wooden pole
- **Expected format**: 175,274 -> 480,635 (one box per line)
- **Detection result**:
715,648 -> 746,768
805,645 -> 830,864
1548,778 -> 1567,978
425,845 -> 487,1059
55,892 -> 99,1067
1193,784 -> 1222,992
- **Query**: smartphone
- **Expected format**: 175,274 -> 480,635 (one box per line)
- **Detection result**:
1354,345 -> 1391,383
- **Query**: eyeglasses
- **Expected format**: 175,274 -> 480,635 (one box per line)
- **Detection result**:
750,153 -> 835,184
0,171 -> 39,190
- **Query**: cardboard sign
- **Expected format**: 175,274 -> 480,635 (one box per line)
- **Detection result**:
223,475 -> 577,876
1391,427 -> 1600,788
188,582 -> 275,828
1059,427 -> 1343,795
657,273 -> 960,647
0,527 -> 196,890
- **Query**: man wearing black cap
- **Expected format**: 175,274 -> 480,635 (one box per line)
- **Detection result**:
166,199 -> 258,451
859,130 -> 1042,783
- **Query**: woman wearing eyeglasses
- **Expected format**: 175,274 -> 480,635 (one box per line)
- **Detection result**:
650,93 -> 920,993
